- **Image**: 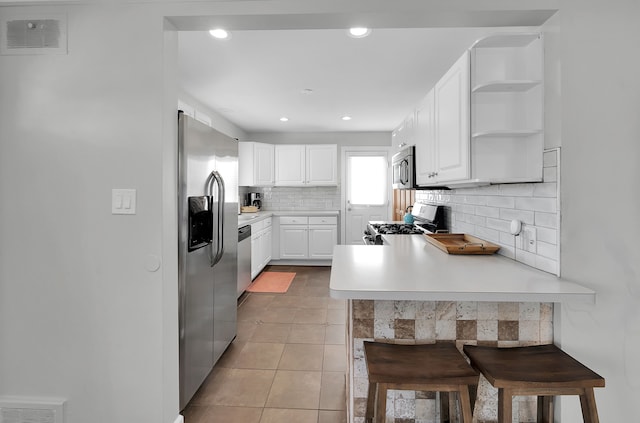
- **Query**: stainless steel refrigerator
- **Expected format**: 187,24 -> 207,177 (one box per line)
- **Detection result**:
178,111 -> 238,410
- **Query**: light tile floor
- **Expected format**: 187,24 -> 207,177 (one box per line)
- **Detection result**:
182,265 -> 348,423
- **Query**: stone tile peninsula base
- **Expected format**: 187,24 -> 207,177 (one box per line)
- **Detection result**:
346,299 -> 553,423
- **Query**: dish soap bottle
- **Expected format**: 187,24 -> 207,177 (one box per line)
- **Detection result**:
403,206 -> 414,224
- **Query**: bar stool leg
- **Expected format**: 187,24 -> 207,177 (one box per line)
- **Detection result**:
537,395 -> 554,423
365,382 -> 376,423
579,388 -> 600,423
375,383 -> 388,423
497,388 -> 513,423
440,392 -> 450,423
458,385 -> 473,423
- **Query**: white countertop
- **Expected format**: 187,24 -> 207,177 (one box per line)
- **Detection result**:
329,235 -> 595,303
238,210 -> 340,227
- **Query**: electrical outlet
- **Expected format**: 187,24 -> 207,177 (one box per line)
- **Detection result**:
523,226 -> 537,253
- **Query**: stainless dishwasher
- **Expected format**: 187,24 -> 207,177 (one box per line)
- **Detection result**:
237,225 -> 252,298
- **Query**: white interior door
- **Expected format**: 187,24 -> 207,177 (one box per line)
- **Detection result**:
342,149 -> 390,245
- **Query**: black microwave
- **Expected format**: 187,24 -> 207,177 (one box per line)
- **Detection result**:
392,146 -> 416,190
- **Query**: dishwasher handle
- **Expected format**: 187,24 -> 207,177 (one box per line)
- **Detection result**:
238,225 -> 252,242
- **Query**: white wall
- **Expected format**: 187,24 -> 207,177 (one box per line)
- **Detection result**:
558,0 -> 640,421
1,1 -> 638,422
0,4 -> 177,422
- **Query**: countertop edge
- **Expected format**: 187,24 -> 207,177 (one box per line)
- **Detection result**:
328,287 -> 596,304
238,210 -> 340,227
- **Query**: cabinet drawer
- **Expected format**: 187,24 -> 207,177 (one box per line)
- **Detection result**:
263,217 -> 273,227
308,216 -> 337,225
251,220 -> 265,232
279,216 -> 309,225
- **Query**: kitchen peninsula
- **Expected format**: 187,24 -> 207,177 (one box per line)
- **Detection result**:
330,235 -> 595,422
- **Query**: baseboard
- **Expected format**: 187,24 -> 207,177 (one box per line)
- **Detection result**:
268,259 -> 332,266
174,414 -> 184,423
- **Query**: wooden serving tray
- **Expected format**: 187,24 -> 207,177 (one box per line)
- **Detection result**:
240,206 -> 259,213
424,233 -> 500,255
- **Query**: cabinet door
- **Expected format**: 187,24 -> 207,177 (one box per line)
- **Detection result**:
279,225 -> 308,258
260,227 -> 272,267
254,143 -> 275,186
308,225 -> 337,259
415,89 -> 436,185
250,234 -> 261,279
306,145 -> 337,185
275,145 -> 305,186
434,51 -> 470,183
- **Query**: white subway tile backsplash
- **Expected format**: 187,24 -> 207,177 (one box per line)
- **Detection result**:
475,227 -> 501,243
515,197 -> 557,213
536,227 -> 557,245
461,195 -> 488,206
497,243 -> 516,259
499,232 -> 516,246
486,218 -> 511,233
468,214 -> 487,226
535,255 -> 558,275
455,221 -> 475,234
475,205 -> 500,218
249,186 -> 340,211
499,208 -> 535,225
543,149 -> 558,167
535,212 -> 558,229
421,151 -> 561,276
533,183 -> 558,198
515,249 -> 537,268
536,241 -> 557,260
487,196 -> 516,208
461,204 -> 476,214
543,166 -> 557,182
498,184 -> 535,197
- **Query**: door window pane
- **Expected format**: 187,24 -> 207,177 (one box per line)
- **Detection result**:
348,156 -> 387,205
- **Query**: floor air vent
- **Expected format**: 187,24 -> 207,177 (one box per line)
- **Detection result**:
1,15 -> 67,55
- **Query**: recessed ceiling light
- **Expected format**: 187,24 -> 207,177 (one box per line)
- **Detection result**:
280,117 -> 289,122
209,29 -> 230,39
348,27 -> 371,38
341,116 -> 352,121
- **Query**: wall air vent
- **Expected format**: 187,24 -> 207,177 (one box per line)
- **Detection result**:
1,14 -> 67,55
0,397 -> 65,423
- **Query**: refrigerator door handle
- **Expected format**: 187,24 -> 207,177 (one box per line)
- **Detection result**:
206,170 -> 226,267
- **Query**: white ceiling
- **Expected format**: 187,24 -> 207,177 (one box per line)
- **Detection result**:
178,27 -> 532,133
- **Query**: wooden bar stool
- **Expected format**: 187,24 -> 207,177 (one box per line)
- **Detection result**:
463,344 -> 605,423
363,341 -> 479,423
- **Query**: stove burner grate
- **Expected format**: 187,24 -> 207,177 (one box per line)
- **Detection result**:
372,223 -> 425,235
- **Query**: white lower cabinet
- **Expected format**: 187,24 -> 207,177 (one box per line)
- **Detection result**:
250,217 -> 272,279
278,216 -> 337,260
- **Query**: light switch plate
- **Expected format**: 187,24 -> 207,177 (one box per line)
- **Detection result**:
112,189 -> 136,215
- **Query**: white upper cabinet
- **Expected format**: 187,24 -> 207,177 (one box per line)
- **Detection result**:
469,33 -> 544,183
239,142 -> 275,186
415,90 -> 436,185
415,33 -> 544,188
275,144 -> 337,186
392,113 -> 416,149
275,145 -> 306,185
306,144 -> 338,185
434,51 -> 471,184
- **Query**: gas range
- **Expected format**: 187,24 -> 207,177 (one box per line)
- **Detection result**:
363,203 -> 447,245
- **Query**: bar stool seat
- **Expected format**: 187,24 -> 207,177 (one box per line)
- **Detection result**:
463,344 -> 605,423
363,341 -> 479,423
